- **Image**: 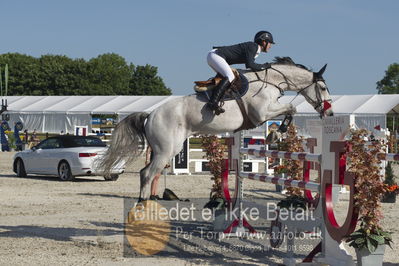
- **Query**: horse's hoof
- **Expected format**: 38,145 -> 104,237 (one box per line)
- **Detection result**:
149,195 -> 161,201
214,107 -> 225,115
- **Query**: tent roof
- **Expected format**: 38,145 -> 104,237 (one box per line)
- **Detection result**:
4,94 -> 399,115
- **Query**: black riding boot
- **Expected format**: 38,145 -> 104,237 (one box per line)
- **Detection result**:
208,78 -> 231,115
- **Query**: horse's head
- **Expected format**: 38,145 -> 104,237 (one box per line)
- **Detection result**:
269,57 -> 334,118
301,64 -> 334,117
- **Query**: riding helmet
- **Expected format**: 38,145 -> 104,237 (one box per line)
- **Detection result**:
254,31 -> 275,45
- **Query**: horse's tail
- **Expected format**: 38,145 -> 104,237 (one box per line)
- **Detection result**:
100,112 -> 150,176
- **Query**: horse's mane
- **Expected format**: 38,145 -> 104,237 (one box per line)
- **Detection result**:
272,56 -> 309,71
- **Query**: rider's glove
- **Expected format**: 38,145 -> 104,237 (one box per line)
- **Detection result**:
262,63 -> 272,69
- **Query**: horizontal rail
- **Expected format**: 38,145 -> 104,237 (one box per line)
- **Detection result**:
240,148 -> 321,163
376,153 -> 399,162
239,172 -> 320,192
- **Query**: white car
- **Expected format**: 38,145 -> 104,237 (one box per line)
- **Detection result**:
13,135 -> 125,181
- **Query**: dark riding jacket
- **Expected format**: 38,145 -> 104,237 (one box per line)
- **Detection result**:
214,41 -> 267,72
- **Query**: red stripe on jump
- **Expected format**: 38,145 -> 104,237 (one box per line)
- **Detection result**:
298,181 -> 307,189
284,179 -> 293,186
298,153 -> 307,160
394,154 -> 399,161
271,151 -> 279,158
259,150 -> 266,157
284,153 -> 292,159
259,175 -> 266,182
248,173 -> 255,179
271,177 -> 280,184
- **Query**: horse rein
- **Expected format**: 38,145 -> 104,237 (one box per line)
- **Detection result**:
253,66 -> 331,116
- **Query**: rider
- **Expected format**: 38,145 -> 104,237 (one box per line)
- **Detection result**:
207,31 -> 275,114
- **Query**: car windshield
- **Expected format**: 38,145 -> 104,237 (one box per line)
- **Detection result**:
65,137 -> 106,147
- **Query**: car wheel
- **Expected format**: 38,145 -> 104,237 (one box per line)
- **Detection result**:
15,158 -> 27,177
104,174 -> 119,181
58,161 -> 74,181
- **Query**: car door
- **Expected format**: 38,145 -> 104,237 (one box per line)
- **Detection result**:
39,138 -> 64,174
29,138 -> 62,174
21,148 -> 37,173
26,139 -> 49,173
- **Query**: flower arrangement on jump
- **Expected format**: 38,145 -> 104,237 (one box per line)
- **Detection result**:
275,124 -> 307,210
345,128 -> 393,253
201,135 -> 226,209
273,164 -> 288,175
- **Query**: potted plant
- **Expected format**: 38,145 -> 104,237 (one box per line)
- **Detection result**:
270,194 -> 308,247
383,184 -> 398,203
346,128 -> 393,266
382,162 -> 398,203
277,194 -> 307,210
201,135 -> 229,231
346,224 -> 392,266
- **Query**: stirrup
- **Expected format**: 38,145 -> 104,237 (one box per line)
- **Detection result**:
207,102 -> 225,115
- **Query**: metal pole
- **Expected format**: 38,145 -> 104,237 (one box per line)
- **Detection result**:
4,64 -> 8,97
238,131 -> 244,230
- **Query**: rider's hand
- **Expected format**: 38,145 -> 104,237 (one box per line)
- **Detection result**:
263,63 -> 272,69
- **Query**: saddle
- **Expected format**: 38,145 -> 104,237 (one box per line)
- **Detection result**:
194,69 -> 248,102
194,69 -> 256,132
194,68 -> 240,92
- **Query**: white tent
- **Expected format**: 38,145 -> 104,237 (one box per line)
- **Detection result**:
284,94 -> 399,131
3,94 -> 399,133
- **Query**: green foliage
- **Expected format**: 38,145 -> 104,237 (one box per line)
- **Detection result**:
129,64 -> 171,95
277,195 -> 307,210
86,53 -> 131,95
346,226 -> 392,253
0,53 -> 171,96
6,132 -> 16,150
377,63 -> 399,94
92,114 -> 118,120
384,162 -> 395,186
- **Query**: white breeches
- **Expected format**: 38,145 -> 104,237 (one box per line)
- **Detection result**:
207,49 -> 235,82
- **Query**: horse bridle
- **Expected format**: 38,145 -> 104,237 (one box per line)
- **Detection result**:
254,67 -> 332,116
296,73 -> 331,116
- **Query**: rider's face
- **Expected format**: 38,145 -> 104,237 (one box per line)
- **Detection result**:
262,41 -> 272,52
265,42 -> 272,52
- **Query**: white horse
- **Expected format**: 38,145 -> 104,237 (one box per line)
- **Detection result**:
101,57 -> 333,200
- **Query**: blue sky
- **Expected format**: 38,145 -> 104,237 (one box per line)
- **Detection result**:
1,0 -> 398,95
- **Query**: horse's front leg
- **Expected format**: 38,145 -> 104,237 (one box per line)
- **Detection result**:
264,102 -> 297,143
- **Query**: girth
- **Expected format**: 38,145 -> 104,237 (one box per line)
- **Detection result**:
223,72 -> 257,132
229,88 -> 257,133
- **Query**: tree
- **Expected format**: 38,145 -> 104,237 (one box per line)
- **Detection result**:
38,55 -> 79,95
86,53 -> 132,95
0,53 -> 41,95
376,63 -> 399,94
129,64 -> 171,95
0,52 -> 171,96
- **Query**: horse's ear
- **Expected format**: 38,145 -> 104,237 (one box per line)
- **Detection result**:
317,64 -> 327,76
